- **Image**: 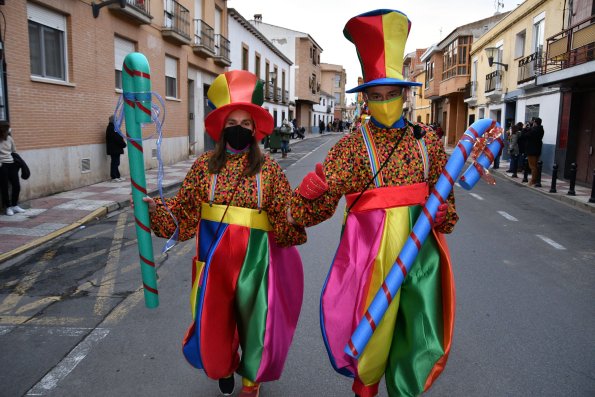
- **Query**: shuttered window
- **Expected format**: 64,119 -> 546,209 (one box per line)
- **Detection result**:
165,56 -> 178,98
114,37 -> 135,89
27,2 -> 67,81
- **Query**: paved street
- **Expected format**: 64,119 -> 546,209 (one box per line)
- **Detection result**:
1,133 -> 594,396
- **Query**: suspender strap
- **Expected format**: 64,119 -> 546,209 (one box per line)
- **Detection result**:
361,123 -> 384,187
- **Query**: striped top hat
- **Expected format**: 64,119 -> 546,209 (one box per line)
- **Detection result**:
344,9 -> 422,93
205,70 -> 274,142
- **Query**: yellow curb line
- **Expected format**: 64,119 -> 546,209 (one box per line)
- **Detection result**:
0,207 -> 108,264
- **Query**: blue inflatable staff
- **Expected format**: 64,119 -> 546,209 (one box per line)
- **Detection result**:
345,118 -> 503,358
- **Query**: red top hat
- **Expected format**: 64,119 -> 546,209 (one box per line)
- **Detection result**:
205,70 -> 274,142
344,9 -> 422,93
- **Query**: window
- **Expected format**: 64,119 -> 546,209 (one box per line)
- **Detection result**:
165,56 -> 178,98
442,36 -> 470,80
334,93 -> 341,104
255,53 -> 261,78
425,60 -> 434,87
114,37 -> 135,90
533,17 -> 545,54
525,104 -> 540,122
334,74 -> 341,88
242,44 -> 249,71
27,2 -> 67,81
515,30 -> 526,59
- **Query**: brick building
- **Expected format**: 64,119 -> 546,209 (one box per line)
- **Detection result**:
0,0 -> 228,201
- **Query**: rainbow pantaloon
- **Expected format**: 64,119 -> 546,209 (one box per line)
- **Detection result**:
183,203 -> 303,382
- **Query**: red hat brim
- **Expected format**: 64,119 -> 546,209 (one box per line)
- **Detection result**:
204,103 -> 274,143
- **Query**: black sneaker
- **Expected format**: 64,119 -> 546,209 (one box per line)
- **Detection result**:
218,375 -> 235,396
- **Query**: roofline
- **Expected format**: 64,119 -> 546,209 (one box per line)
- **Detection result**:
229,9 -> 293,65
248,19 -> 324,51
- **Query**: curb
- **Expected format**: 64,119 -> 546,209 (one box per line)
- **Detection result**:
0,182 -> 184,265
0,206 -> 107,264
491,171 -> 595,215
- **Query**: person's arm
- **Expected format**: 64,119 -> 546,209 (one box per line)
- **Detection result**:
426,131 -> 458,234
263,159 -> 307,247
290,135 -> 354,227
148,156 -> 207,241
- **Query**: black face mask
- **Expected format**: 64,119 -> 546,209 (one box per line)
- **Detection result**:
223,125 -> 254,150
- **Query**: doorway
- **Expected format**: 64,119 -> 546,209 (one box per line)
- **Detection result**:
188,79 -> 195,155
203,83 -> 216,151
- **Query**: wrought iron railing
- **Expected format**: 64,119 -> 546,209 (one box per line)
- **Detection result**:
463,81 -> 477,99
485,70 -> 502,93
517,51 -> 542,84
193,19 -> 214,51
283,89 -> 289,104
163,0 -> 191,40
126,0 -> 150,14
541,15 -> 595,75
214,34 -> 230,61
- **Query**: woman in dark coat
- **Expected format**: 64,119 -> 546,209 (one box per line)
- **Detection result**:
105,115 -> 126,182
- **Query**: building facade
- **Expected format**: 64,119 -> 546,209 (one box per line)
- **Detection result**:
422,13 -> 509,147
536,0 -> 594,185
320,63 -> 347,122
249,18 -> 323,133
228,8 -> 292,131
1,0 -> 229,200
468,0 -> 564,172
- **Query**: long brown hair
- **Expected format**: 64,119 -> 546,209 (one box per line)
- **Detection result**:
207,137 -> 264,177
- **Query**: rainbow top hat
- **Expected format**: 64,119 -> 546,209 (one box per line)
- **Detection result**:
205,70 -> 274,142
344,9 -> 422,93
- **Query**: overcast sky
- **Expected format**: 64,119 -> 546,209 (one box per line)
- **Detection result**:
227,0 -> 518,100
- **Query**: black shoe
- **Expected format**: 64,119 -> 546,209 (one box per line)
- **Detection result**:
505,169 -> 512,173
218,375 -> 235,396
511,174 -> 518,178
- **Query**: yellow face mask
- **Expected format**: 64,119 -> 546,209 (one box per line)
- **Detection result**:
367,96 -> 404,127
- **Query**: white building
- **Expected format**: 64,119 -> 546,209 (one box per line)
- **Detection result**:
228,9 -> 292,128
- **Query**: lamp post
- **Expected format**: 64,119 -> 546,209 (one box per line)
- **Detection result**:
485,47 -> 508,71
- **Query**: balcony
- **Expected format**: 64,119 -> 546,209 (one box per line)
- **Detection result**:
213,34 -> 231,67
162,0 -> 191,45
192,19 -> 215,57
485,70 -> 503,97
538,15 -> 595,85
265,81 -> 274,101
517,51 -> 542,86
326,105 -> 332,114
283,89 -> 289,104
463,81 -> 477,106
276,87 -> 282,102
108,0 -> 152,25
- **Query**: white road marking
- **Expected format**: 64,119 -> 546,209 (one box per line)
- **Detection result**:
536,234 -> 566,250
469,193 -> 484,200
26,328 -> 110,395
497,211 -> 518,221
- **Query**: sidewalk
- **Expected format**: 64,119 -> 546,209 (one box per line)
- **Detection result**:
2,136 -> 593,263
0,132 -> 331,263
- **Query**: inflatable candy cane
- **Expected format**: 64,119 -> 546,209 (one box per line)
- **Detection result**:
345,118 -> 503,358
122,53 -> 159,308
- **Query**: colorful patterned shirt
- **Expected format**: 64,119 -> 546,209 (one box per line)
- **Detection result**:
291,122 -> 458,234
150,151 -> 306,247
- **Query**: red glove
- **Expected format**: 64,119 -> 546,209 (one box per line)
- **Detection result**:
434,203 -> 448,228
298,163 -> 328,200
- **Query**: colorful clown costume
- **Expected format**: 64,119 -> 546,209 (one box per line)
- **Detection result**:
291,121 -> 458,396
150,152 -> 306,383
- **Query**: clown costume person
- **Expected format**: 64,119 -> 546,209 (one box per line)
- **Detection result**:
144,70 -> 306,397
289,10 -> 458,397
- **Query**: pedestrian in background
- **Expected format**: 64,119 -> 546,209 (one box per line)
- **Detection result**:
142,71 -> 305,397
0,125 -> 26,216
525,117 -> 544,186
507,122 -> 523,178
105,115 -> 126,182
280,118 -> 292,158
319,119 -> 325,134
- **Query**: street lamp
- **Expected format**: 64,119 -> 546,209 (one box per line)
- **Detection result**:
484,47 -> 508,71
269,70 -> 277,83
